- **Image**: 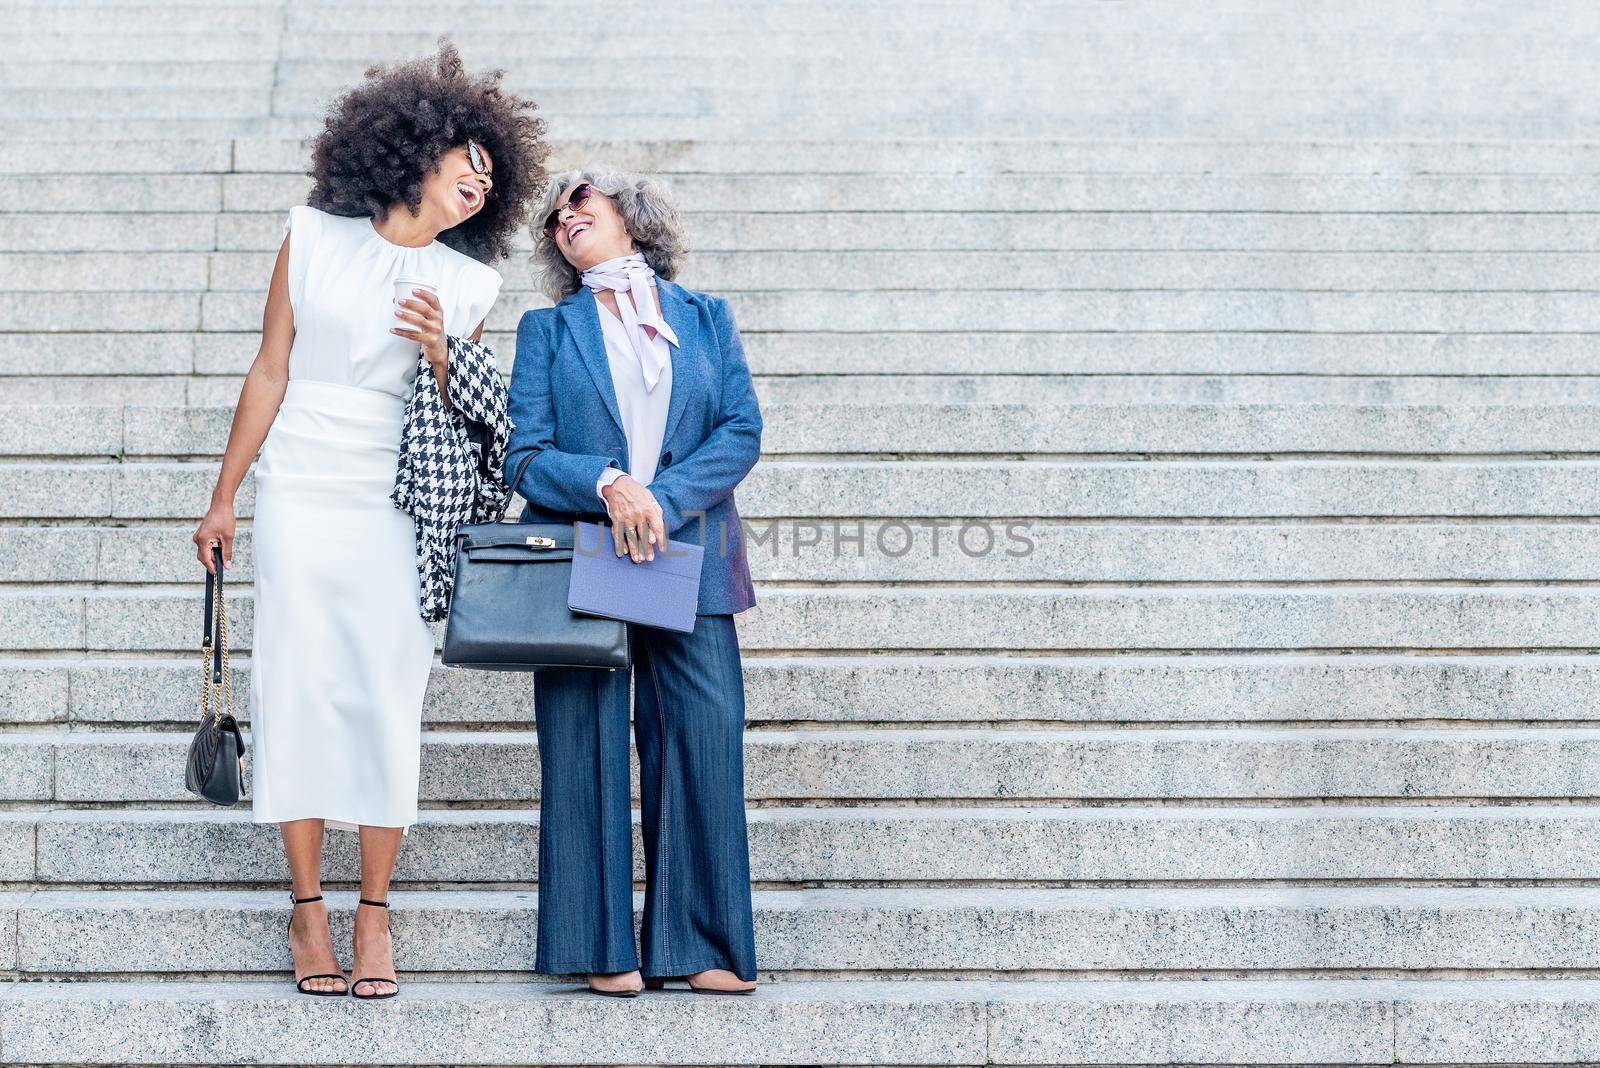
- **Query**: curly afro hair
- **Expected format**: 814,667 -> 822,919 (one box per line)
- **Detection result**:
306,39 -> 549,265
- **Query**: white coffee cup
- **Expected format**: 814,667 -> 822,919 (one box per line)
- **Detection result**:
393,277 -> 438,308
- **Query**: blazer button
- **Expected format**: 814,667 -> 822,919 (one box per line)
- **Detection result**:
660,451 -> 672,466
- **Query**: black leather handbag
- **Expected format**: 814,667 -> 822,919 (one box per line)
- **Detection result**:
442,519 -> 631,671
185,544 -> 246,806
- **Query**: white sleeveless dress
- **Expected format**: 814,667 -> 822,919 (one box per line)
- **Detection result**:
249,205 -> 503,831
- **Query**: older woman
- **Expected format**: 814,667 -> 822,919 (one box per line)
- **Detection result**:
506,169 -> 762,996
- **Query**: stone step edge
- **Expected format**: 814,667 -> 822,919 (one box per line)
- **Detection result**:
9,803 -> 1600,826
16,652 -> 1600,729
0,978 -> 1593,1066
10,724 -> 1600,745
8,886 -> 1600,980
8,881 -> 1598,902
12,883 -> 1595,910
9,806 -> 1600,889
34,400 -> 1600,411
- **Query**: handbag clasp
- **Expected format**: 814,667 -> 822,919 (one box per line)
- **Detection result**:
525,536 -> 557,548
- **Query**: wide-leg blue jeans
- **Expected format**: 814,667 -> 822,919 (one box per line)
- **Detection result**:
532,613 -> 757,981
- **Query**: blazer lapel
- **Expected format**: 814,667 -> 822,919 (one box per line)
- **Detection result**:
559,290 -> 625,438
656,281 -> 696,449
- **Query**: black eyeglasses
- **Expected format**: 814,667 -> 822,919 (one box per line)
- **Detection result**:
542,183 -> 593,238
466,139 -> 494,197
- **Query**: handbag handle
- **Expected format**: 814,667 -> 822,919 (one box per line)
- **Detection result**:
510,450 -> 536,501
200,544 -> 234,722
203,544 -> 223,684
507,451 -> 613,521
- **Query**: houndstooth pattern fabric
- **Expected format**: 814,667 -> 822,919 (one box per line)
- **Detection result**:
392,335 -> 512,621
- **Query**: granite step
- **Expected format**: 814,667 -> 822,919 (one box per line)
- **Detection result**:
265,4 -> 1578,34
12,331 -> 1600,379
8,726 -> 1600,805
0,87 -> 272,120
29,90 -> 1503,134
49,240 -> 1591,292
0,61 -> 276,91
8,334 -> 1600,391
24,458 -> 1600,523
5,806 -> 1600,886
0,114 -> 1125,140
17,288 -> 1600,334
21,170 -> 1600,215
215,207 -> 1600,254
14,287 -> 1600,334
10,977 -> 1563,1067
0,141 -> 235,175
747,374 -> 1600,406
0,114 -> 1395,139
12,585 -> 1600,655
224,136 -> 1600,176
13,402 -> 1600,461
36,134 -> 1600,180
53,87 -> 1063,126
8,653 -> 1593,728
0,36 -> 276,65
8,886 -> 1600,977
23,135 -> 1600,178
27,371 -> 1600,408
190,249 -> 1600,293
7,521 -> 1600,586
63,206 -> 1600,256
10,5 -> 279,33
0,85 -> 682,122
218,171 -> 1600,213
24,2 -> 1020,35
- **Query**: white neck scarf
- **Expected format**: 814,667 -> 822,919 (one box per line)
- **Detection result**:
581,253 -> 678,393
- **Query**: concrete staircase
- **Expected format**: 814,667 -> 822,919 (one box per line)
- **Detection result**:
6,0 -> 1600,1064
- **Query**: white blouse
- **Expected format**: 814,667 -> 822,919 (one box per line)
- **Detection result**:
281,205 -> 504,400
593,291 -> 674,508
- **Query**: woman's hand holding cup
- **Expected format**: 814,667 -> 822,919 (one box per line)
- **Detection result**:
392,279 -> 446,375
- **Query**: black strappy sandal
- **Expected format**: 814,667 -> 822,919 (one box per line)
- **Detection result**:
287,893 -> 348,997
350,898 -> 400,1001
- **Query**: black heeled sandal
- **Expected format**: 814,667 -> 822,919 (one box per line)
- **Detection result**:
287,893 -> 348,997
350,898 -> 400,1000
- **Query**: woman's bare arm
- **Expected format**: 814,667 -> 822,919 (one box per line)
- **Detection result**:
192,237 -> 294,572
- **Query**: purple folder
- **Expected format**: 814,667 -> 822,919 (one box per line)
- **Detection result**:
567,520 -> 705,634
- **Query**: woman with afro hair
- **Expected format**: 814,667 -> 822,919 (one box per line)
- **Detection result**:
192,42 -> 548,1000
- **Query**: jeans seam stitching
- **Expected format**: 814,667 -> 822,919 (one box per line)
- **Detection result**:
645,637 -> 673,973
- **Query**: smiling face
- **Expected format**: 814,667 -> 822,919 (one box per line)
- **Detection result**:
427,142 -> 494,225
549,181 -> 634,271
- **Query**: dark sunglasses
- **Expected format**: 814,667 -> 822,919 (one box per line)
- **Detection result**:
542,183 -> 593,238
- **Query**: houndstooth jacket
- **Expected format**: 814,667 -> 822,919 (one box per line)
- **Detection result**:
392,335 -> 512,621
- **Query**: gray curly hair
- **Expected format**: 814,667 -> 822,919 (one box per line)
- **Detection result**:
531,167 -> 689,301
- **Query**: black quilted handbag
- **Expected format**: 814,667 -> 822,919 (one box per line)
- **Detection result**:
185,544 -> 246,805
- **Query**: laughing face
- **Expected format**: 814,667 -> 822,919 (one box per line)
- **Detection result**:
430,142 -> 494,225
549,181 -> 633,271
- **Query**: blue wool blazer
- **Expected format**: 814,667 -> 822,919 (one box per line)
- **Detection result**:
505,279 -> 762,616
